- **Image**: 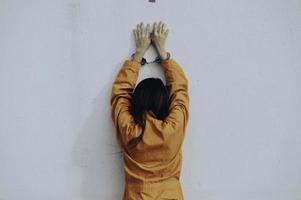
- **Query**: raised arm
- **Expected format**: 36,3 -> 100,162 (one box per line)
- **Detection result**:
110,60 -> 142,147
151,21 -> 189,144
110,22 -> 152,148
161,58 -> 189,135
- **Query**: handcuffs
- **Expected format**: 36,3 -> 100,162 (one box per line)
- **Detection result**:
131,52 -> 171,66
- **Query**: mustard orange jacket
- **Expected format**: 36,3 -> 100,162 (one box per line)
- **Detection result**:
110,58 -> 189,199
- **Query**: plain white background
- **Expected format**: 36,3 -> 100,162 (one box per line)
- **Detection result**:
1,0 -> 301,199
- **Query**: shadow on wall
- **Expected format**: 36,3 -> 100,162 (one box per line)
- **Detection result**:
72,62 -> 125,200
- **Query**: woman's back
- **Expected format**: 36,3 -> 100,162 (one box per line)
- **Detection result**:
111,58 -> 189,199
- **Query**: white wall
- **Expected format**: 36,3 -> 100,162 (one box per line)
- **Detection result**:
1,0 -> 301,199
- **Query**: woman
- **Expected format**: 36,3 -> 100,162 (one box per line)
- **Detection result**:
110,21 -> 189,200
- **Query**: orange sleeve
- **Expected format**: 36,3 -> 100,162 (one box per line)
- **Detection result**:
159,58 -> 190,142
110,59 -> 142,148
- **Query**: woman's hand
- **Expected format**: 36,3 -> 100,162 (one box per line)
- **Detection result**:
132,22 -> 152,63
151,21 -> 169,60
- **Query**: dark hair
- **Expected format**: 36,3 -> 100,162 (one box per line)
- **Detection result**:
128,77 -> 170,149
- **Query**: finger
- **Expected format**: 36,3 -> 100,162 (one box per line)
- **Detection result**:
156,21 -> 160,34
156,21 -> 161,36
164,29 -> 169,37
143,23 -> 147,37
150,23 -> 155,38
143,24 -> 147,37
160,21 -> 164,34
140,22 -> 143,32
161,23 -> 166,34
158,21 -> 162,33
150,23 -> 154,34
140,22 -> 144,37
137,24 -> 141,37
153,22 -> 158,36
133,29 -> 138,39
140,23 -> 144,37
146,24 -> 151,36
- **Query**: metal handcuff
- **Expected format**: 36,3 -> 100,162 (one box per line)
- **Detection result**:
131,52 -> 171,66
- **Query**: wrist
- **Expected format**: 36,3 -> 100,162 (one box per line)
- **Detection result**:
132,51 -> 144,63
158,50 -> 168,60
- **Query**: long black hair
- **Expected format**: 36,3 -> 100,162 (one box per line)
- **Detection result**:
127,77 -> 170,149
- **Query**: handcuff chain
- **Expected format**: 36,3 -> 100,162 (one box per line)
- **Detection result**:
132,52 -> 170,66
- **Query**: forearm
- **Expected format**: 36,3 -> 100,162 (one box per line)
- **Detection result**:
111,60 -> 141,102
161,59 -> 188,98
160,58 -> 189,134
